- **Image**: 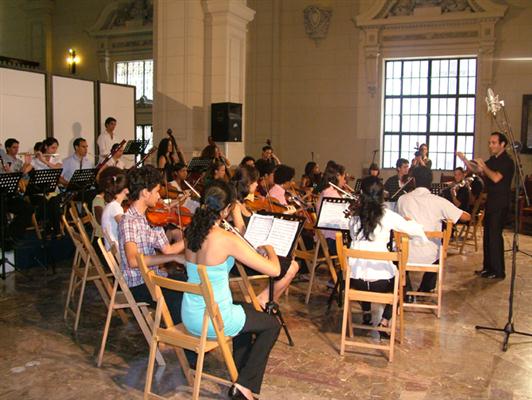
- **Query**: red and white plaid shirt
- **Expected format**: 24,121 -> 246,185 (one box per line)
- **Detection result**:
118,205 -> 169,287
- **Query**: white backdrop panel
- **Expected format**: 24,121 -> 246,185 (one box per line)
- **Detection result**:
52,76 -> 95,160
0,67 -> 46,154
99,82 -> 135,167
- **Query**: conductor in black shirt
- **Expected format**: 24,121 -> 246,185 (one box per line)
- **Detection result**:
458,132 -> 515,279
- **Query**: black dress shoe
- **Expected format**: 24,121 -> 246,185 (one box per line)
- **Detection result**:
228,385 -> 257,400
474,269 -> 488,276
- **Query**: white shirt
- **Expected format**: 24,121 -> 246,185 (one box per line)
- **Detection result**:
97,131 -> 114,161
31,155 -> 62,170
102,200 -> 123,250
105,157 -> 125,169
397,187 -> 463,264
349,208 -> 426,281
61,153 -> 95,182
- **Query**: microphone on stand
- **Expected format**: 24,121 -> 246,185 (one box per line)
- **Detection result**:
485,88 -> 503,116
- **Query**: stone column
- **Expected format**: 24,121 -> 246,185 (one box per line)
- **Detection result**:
153,0 -> 206,157
24,0 -> 54,71
203,0 -> 255,164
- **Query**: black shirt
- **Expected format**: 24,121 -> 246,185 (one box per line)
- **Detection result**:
484,151 -> 514,211
442,185 -> 471,213
384,175 -> 414,202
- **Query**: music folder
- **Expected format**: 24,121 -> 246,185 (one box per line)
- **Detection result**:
244,211 -> 304,258
315,197 -> 352,232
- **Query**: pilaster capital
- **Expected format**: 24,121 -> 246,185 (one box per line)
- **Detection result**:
203,0 -> 255,29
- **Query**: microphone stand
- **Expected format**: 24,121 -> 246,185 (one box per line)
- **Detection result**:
475,89 -> 532,351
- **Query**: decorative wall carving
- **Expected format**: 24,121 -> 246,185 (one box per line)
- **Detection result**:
355,0 -> 507,96
87,0 -> 153,82
303,5 -> 332,45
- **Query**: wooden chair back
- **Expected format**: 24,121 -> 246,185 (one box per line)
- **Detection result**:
335,231 -> 408,362
138,254 -> 238,398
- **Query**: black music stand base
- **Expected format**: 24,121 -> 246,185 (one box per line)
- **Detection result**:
475,322 -> 532,352
264,278 -> 294,347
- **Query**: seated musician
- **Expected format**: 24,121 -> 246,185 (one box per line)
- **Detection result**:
268,164 -> 295,206
442,167 -> 471,213
157,138 -> 181,181
204,158 -> 229,186
255,145 -> 280,174
200,142 -> 230,167
383,158 -> 413,202
316,162 -> 346,256
3,138 -> 33,175
368,163 -> 380,178
255,162 -> 275,197
100,168 -> 128,249
29,138 -> 63,237
397,167 -> 470,293
300,161 -> 322,191
347,176 -> 426,330
118,165 -> 186,323
183,180 -> 281,400
230,166 -> 299,306
168,162 -> 188,193
104,143 -> 125,169
239,156 -> 255,168
61,138 -> 94,186
0,139 -> 34,243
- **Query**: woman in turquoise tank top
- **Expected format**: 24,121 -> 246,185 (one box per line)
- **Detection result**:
183,181 -> 281,400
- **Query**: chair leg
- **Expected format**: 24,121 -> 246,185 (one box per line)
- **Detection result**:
340,299 -> 349,356
192,343 -> 207,400
138,306 -> 166,367
32,213 -> 42,240
459,225 -> 470,255
144,336 -> 158,399
97,280 -> 118,367
436,271 -> 443,319
398,286 -> 405,344
74,261 -> 91,332
389,301 -> 398,363
64,269 -> 77,320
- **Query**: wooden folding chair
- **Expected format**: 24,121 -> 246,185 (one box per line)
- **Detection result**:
456,195 -> 485,254
138,254 -> 238,400
396,220 -> 453,319
303,227 -> 339,304
336,232 -> 408,362
229,261 -> 265,312
95,238 -> 165,367
82,202 -> 101,242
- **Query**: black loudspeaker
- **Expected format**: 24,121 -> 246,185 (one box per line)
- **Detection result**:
211,102 -> 242,142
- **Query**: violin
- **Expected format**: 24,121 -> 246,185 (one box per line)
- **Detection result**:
245,196 -> 288,214
145,201 -> 193,228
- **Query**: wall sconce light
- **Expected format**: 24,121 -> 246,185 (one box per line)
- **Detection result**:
66,48 -> 80,74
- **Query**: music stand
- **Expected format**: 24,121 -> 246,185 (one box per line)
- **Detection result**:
187,157 -> 212,173
430,183 -> 446,196
25,169 -> 63,274
252,211 -> 305,346
0,172 -> 22,279
64,168 -> 97,205
123,139 -> 150,156
315,197 -> 353,312
354,179 -> 362,193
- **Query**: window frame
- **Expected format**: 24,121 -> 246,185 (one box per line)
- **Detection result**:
381,57 -> 477,171
114,59 -> 153,101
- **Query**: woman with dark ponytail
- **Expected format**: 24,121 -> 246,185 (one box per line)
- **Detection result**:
346,176 -> 426,331
183,180 -> 281,400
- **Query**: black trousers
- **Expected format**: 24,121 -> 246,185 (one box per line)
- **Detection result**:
3,195 -> 34,240
483,207 -> 508,277
233,302 -> 281,394
130,282 -> 184,325
326,237 -> 338,257
350,278 -> 395,320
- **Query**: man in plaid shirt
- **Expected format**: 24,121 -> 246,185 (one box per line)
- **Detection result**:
118,165 -> 185,323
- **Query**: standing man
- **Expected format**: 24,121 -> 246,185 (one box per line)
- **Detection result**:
398,166 -> 470,293
458,132 -> 515,279
97,117 -> 117,161
384,158 -> 413,202
61,138 -> 94,186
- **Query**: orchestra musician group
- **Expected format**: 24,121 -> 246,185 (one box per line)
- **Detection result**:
0,118 -> 516,400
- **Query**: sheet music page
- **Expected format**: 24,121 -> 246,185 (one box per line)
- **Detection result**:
265,218 -> 300,257
244,214 -> 274,249
318,200 -> 350,230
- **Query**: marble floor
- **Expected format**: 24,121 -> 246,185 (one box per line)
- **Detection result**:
1,232 -> 532,400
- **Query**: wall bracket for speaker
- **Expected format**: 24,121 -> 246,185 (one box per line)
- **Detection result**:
303,5 -> 332,46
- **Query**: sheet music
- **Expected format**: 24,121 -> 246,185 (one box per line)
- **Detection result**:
244,214 -> 274,249
244,213 -> 300,257
266,218 -> 300,257
317,200 -> 350,231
